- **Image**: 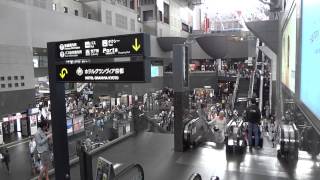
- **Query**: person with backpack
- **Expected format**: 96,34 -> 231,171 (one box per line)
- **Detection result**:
245,98 -> 262,149
35,120 -> 52,180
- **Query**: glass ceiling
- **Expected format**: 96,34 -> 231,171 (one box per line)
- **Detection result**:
202,0 -> 269,21
200,0 -> 270,31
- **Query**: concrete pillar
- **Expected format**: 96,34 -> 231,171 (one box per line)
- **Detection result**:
173,44 -> 190,152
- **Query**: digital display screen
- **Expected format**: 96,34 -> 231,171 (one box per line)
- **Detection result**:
281,5 -> 296,92
300,0 -> 320,120
56,33 -> 146,60
73,115 -> 84,132
151,65 -> 163,77
56,61 -> 146,82
66,118 -> 73,134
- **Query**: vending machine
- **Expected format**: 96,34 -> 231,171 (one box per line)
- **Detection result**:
0,122 -> 3,145
21,116 -> 29,137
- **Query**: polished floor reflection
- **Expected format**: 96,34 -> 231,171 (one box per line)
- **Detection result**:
65,132 -> 320,180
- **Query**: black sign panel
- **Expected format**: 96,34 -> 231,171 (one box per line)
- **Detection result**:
56,61 -> 146,82
56,33 -> 148,60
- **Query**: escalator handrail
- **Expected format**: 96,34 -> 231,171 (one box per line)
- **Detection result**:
115,163 -> 144,180
188,173 -> 202,180
144,115 -> 169,133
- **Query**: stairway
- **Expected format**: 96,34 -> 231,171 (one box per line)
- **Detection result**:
238,78 -> 250,98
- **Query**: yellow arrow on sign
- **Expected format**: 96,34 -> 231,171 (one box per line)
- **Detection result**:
132,38 -> 141,52
59,68 -> 68,79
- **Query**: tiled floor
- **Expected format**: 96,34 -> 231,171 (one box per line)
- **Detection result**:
65,132 -> 320,180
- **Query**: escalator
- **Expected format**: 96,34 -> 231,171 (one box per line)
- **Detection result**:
95,157 -> 144,180
238,78 -> 250,98
188,173 -> 202,180
183,117 -> 218,149
188,173 -> 220,180
114,164 -> 144,180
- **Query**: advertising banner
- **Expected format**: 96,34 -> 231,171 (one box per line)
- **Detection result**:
300,0 -> 320,120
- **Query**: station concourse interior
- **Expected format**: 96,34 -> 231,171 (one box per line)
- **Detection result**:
0,0 -> 320,180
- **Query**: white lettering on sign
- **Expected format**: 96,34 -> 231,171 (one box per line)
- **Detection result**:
60,50 -> 83,58
84,68 -> 125,75
84,76 -> 120,80
85,49 -> 99,56
102,39 -> 120,47
59,43 -> 80,50
102,48 -> 118,55
65,50 -> 82,55
118,51 -> 130,55
85,41 -> 97,48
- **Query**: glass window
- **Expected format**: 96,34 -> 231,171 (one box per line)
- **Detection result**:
143,10 -> 153,21
117,0 -> 127,7
130,0 -> 134,9
1,84 -> 5,88
115,13 -> 128,29
52,3 -> 56,11
38,56 -> 48,67
106,10 -> 112,25
15,83 -> 19,87
21,76 -> 24,80
75,10 -> 79,16
33,56 -> 39,68
0,77 -> 4,81
7,76 -> 11,81
130,19 -> 135,31
64,7 -> 68,13
8,83 -> 12,88
14,76 -> 18,80
21,82 -> 25,87
164,3 -> 169,24
159,11 -> 163,22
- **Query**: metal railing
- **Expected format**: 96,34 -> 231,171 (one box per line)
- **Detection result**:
231,72 -> 241,110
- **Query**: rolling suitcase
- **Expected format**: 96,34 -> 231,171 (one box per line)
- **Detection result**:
277,124 -> 299,160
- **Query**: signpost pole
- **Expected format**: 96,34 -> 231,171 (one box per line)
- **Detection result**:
48,42 -> 70,180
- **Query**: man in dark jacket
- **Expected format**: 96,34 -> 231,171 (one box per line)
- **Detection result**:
245,98 -> 261,149
3,148 -> 10,173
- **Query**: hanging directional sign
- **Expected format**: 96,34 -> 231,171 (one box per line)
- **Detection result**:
56,61 -> 149,82
56,33 -> 150,60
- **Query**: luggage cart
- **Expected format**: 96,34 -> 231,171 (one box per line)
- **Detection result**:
225,117 -> 247,154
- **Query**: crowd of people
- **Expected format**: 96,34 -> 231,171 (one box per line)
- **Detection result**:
149,87 -> 175,132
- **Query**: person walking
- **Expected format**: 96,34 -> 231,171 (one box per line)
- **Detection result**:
2,148 -> 10,173
29,136 -> 37,175
211,111 -> 227,144
35,120 -> 52,180
245,98 -> 261,149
